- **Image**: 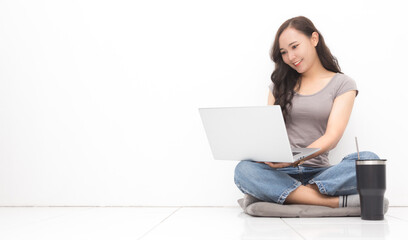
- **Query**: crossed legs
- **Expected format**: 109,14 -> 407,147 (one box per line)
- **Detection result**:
285,184 -> 339,208
235,152 -> 380,208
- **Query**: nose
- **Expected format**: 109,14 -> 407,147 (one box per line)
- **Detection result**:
288,51 -> 296,62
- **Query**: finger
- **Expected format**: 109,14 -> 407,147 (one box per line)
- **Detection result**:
264,162 -> 275,168
266,162 -> 286,168
293,160 -> 304,167
265,162 -> 275,167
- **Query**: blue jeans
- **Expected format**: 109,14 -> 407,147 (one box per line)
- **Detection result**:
234,151 -> 380,204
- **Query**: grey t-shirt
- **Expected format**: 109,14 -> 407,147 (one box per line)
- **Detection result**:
269,73 -> 358,167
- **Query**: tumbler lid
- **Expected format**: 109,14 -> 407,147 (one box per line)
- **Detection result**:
356,160 -> 386,165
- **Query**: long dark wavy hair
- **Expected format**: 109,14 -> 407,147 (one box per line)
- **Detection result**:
270,16 -> 341,121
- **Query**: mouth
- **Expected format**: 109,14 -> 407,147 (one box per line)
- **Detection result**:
293,59 -> 303,67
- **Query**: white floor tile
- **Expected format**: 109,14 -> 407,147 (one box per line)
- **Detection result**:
0,206 -> 407,240
283,211 -> 408,240
0,207 -> 91,234
282,215 -> 403,225
386,207 -> 408,221
141,207 -> 303,240
1,207 -> 178,240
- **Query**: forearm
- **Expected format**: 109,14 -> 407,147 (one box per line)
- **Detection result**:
302,133 -> 339,161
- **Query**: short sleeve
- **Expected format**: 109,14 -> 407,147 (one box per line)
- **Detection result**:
268,82 -> 274,93
334,75 -> 359,98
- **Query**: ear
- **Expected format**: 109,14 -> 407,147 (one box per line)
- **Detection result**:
311,32 -> 319,47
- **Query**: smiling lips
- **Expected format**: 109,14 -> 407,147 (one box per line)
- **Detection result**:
293,59 -> 303,67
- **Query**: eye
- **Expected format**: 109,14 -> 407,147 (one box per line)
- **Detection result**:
280,51 -> 287,55
292,44 -> 299,49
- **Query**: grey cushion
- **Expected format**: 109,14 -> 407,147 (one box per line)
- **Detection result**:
238,194 -> 389,218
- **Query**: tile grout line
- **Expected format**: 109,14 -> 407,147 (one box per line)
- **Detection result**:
137,207 -> 182,240
281,218 -> 307,240
386,214 -> 408,222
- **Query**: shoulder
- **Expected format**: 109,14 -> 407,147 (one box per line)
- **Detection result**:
333,73 -> 358,97
334,73 -> 355,84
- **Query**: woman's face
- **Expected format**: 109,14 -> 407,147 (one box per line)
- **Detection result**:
278,27 -> 319,74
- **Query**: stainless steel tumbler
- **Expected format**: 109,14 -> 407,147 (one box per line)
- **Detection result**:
356,159 -> 386,220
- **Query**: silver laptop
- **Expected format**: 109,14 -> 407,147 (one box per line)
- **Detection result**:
198,106 -> 319,162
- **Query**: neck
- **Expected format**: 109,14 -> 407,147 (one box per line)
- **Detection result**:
301,59 -> 331,81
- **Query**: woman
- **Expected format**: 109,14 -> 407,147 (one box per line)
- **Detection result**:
234,16 -> 380,208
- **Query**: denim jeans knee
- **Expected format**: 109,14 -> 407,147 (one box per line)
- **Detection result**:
234,160 -> 267,200
309,151 -> 380,196
342,151 -> 380,161
234,160 -> 301,204
234,161 -> 253,193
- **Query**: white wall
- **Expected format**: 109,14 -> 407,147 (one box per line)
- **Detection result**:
0,0 -> 407,206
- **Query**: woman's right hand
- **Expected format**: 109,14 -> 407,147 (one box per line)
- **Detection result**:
257,161 -> 293,168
